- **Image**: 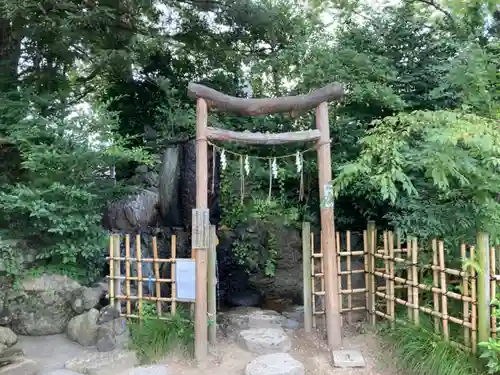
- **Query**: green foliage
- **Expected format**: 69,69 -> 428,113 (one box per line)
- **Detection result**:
479,299 -> 500,373
129,304 -> 194,363
379,318 -> 486,375
334,110 -> 500,241
0,98 -> 151,284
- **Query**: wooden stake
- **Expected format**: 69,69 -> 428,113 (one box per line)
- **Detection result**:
207,225 -> 217,344
367,221 -> 376,326
477,232 -> 491,343
152,236 -> 162,315
136,234 -> 143,321
433,240 -> 440,334
384,232 -> 390,319
316,101 -> 341,348
125,234 -> 132,317
363,230 -> 370,321
171,235 -> 177,315
302,222 -> 313,333
438,240 -> 448,340
194,97 -> 209,362
336,232 -> 342,320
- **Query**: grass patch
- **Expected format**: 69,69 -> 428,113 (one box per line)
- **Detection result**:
129,304 -> 194,364
378,317 -> 486,375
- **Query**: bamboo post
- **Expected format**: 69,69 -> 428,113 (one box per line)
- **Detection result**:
207,225 -> 217,344
113,234 -> 122,314
171,235 -> 177,315
152,236 -> 162,315
363,230 -> 369,321
438,240 -> 448,340
396,230 -> 402,299
412,238 -> 419,325
491,246 -> 497,339
346,230 -> 353,325
194,97 -> 209,361
462,244 -> 470,345
302,222 -> 313,333
471,246 -> 477,354
477,232 -> 491,343
384,232 -> 390,319
125,234 -> 132,317
336,232 -> 342,320
367,221 -> 376,326
136,234 -> 143,321
407,236 -> 413,321
316,101 -> 342,348
311,232 -> 317,329
388,231 -> 395,323
108,235 -> 115,308
433,239 -> 440,334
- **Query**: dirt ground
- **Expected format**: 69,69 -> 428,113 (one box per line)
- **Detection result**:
160,326 -> 398,375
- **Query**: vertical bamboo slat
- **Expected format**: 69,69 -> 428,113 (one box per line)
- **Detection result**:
113,235 -> 122,313
108,235 -> 115,308
136,234 -> 143,321
396,230 -> 402,299
363,230 -> 370,320
490,246 -> 497,339
477,232 -> 491,343
438,240 -> 449,340
388,231 -> 395,322
171,234 -> 177,315
346,230 -> 352,324
152,236 -> 162,315
462,243 -> 470,346
384,232 -> 390,318
412,238 -> 419,325
302,222 -> 313,333
336,232 -> 342,316
367,221 -> 376,326
311,232 -> 317,329
407,237 -> 413,321
125,234 -> 132,317
470,246 -> 477,354
433,239 -> 440,333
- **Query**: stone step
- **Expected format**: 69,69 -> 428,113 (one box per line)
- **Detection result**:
64,350 -> 138,375
117,364 -> 168,375
238,328 -> 291,355
244,353 -> 305,375
0,356 -> 39,375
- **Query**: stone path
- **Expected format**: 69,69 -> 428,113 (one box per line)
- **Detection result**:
1,306 -> 397,375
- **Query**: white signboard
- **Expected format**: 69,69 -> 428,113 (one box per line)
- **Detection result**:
323,182 -> 334,208
175,259 -> 196,302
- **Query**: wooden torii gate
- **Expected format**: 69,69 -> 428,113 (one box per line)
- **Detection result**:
188,82 -> 345,361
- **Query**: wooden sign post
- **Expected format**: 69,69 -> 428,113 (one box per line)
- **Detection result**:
190,81 -> 345,361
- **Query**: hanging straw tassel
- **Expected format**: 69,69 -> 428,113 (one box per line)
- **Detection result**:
211,145 -> 216,194
268,158 -> 272,202
240,155 -> 244,205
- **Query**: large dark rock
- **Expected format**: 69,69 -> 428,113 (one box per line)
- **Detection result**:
158,145 -> 182,227
180,139 -> 220,229
102,189 -> 159,233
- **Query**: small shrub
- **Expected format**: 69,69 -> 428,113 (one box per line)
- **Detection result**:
129,303 -> 194,363
379,317 -> 486,375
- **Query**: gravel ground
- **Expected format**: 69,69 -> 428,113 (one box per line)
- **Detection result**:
161,325 -> 398,375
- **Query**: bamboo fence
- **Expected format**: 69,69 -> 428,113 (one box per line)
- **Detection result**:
107,233 -> 177,321
303,222 -> 499,354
